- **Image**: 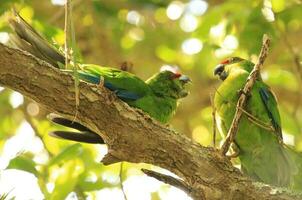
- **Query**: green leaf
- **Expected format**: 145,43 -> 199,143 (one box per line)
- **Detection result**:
7,156 -> 38,176
48,143 -> 83,166
265,68 -> 298,92
49,159 -> 84,200
276,6 -> 302,24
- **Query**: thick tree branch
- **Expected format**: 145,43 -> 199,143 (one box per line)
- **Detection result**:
0,43 -> 301,200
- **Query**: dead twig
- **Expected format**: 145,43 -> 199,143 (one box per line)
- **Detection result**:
119,162 -> 128,200
141,169 -> 205,200
210,93 -> 217,147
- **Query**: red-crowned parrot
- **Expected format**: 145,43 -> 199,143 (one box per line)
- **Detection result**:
9,11 -> 190,144
213,57 -> 296,188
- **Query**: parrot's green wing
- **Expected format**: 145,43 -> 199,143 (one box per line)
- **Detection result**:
64,64 -> 150,102
259,87 -> 282,140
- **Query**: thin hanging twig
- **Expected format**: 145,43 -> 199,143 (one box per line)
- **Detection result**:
64,0 -> 70,69
65,0 -> 79,109
210,93 -> 217,148
119,162 -> 128,200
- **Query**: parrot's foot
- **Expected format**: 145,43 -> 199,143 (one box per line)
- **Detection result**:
106,91 -> 117,104
165,124 -> 172,129
237,89 -> 251,98
226,143 -> 240,159
98,76 -> 105,88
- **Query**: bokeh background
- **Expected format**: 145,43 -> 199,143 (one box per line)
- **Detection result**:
0,0 -> 302,199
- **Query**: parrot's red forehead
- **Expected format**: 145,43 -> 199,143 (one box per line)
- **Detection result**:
160,65 -> 182,78
220,59 -> 230,64
172,72 -> 182,79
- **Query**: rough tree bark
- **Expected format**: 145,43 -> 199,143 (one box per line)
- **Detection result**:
0,43 -> 301,200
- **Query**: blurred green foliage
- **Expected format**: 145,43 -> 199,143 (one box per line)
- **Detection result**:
0,0 -> 302,199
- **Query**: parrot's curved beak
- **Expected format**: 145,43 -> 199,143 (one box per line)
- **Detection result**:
179,75 -> 191,83
178,75 -> 191,98
179,90 -> 189,98
214,64 -> 227,81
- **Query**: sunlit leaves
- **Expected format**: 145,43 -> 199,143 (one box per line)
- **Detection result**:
48,144 -> 83,166
182,38 -> 203,55
166,1 -> 184,20
49,159 -> 84,200
7,155 -> 39,176
264,68 -> 298,91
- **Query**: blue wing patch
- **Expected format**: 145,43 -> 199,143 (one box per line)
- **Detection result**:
114,90 -> 142,101
78,71 -> 141,101
78,71 -> 100,84
259,88 -> 282,139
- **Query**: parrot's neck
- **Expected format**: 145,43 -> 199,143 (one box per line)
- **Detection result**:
146,76 -> 171,98
147,81 -> 174,98
241,60 -> 255,73
240,60 -> 263,81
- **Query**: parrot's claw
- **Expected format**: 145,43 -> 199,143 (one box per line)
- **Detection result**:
98,76 -> 105,88
105,91 -> 117,104
165,124 -> 172,129
226,151 -> 240,159
226,143 -> 240,159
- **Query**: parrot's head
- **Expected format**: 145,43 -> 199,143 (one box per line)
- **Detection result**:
214,57 -> 254,80
146,70 -> 191,99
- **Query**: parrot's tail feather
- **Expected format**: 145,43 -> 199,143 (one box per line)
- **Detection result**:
284,146 -> 302,191
48,113 -> 105,144
8,10 -> 65,67
47,113 -> 93,132
48,113 -> 93,132
49,131 -> 104,144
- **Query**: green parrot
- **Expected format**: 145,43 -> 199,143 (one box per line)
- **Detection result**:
213,57 -> 298,188
8,11 -> 190,143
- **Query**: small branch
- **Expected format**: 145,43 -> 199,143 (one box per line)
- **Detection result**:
220,34 -> 271,155
142,169 -> 205,200
49,0 -> 82,24
119,162 -> 128,200
210,93 -> 217,147
64,0 -> 79,107
64,0 -> 70,68
102,153 -> 121,165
